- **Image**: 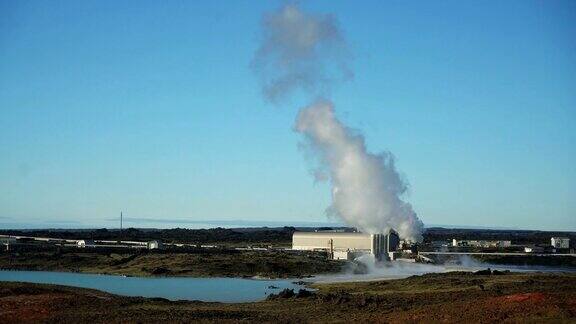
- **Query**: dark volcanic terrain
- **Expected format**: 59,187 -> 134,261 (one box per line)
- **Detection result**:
0,248 -> 342,278
0,271 -> 574,323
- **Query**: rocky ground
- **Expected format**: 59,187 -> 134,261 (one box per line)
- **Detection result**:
0,271 -> 574,323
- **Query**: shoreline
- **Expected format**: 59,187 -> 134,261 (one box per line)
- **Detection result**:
0,266 -> 320,280
2,263 -> 575,290
1,272 -> 574,322
0,268 -> 316,281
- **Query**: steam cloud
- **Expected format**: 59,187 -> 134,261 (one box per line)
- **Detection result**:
252,3 -> 351,103
296,101 -> 424,241
253,4 -> 424,241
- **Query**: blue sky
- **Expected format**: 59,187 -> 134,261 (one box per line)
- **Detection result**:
1,1 -> 575,230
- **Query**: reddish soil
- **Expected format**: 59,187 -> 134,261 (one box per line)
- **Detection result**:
0,272 -> 575,323
0,293 -> 68,322
389,292 -> 574,323
501,292 -> 546,302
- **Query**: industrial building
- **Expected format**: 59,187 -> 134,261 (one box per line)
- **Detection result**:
524,246 -> 540,253
77,239 -> 95,247
0,237 -> 17,251
0,237 -> 17,245
292,230 -> 399,261
147,240 -> 164,250
551,237 -> 570,249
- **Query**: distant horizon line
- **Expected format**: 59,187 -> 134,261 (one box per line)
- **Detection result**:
0,218 -> 574,233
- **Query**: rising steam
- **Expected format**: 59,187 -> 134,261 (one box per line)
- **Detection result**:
253,4 -> 424,242
251,3 -> 351,103
295,100 -> 424,241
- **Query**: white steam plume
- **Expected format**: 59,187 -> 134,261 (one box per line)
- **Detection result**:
253,4 -> 424,242
295,100 -> 424,241
251,3 -> 351,103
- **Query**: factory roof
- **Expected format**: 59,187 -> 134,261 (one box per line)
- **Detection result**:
293,232 -> 371,238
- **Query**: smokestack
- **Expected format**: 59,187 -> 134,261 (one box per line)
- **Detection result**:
253,4 -> 424,242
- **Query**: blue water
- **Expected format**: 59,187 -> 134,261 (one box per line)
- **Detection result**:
0,270 -> 308,302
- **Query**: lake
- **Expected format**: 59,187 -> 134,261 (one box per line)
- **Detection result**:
0,270 -> 309,302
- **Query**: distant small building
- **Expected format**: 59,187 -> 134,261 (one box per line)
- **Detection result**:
333,250 -> 354,260
524,246 -> 542,253
388,251 -> 403,261
147,240 -> 164,250
77,239 -> 95,247
551,237 -> 570,249
0,237 -> 17,244
525,245 -> 556,253
0,237 -> 17,251
400,240 -> 418,254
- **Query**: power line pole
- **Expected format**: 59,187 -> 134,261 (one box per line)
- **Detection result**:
120,211 -> 123,243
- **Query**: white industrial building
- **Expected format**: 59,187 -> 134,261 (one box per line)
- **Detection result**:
551,237 -> 570,249
77,239 -> 95,247
524,246 -> 544,253
147,240 -> 164,250
292,230 -> 399,261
